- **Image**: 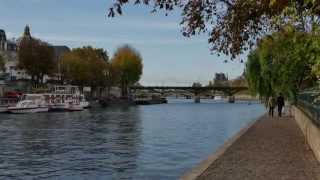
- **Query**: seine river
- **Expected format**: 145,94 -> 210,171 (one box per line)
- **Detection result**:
0,99 -> 265,180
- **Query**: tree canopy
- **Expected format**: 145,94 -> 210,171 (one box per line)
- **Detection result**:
109,0 -> 320,59
192,82 -> 202,87
245,25 -> 320,101
18,36 -> 55,84
111,45 -> 143,96
60,46 -> 109,88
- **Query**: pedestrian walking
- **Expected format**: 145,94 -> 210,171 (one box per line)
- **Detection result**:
268,96 -> 276,117
277,93 -> 285,117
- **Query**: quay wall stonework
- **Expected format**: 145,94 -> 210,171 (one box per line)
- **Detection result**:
292,106 -> 320,162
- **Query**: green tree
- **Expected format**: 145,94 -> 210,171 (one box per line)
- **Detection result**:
109,0 -> 319,59
245,26 -> 319,101
106,62 -> 119,96
111,45 -> 143,97
61,46 -> 109,88
60,46 -> 113,98
192,82 -> 202,87
245,50 -> 272,101
18,37 -> 55,84
61,51 -> 89,86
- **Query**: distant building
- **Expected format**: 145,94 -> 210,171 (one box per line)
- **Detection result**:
0,29 -> 6,51
229,73 -> 247,87
0,28 -> 27,81
0,29 -> 17,52
50,45 -> 71,81
52,46 -> 70,62
213,73 -> 229,86
0,26 -> 70,82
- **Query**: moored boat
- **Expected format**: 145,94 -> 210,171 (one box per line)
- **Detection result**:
8,94 -> 49,114
50,102 -> 70,112
47,85 -> 90,110
80,95 -> 90,108
45,94 -> 70,112
214,95 -> 223,100
8,100 -> 49,114
133,94 -> 167,105
67,103 -> 84,111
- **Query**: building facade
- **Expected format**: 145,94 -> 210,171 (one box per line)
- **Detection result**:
0,29 -> 27,81
213,73 -> 229,86
0,26 -> 70,82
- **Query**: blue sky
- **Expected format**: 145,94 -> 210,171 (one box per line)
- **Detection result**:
0,0 -> 246,86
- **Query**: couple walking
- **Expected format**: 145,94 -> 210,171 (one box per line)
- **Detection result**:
268,94 -> 285,117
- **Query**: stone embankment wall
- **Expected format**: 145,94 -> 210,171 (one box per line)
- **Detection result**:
292,106 -> 320,162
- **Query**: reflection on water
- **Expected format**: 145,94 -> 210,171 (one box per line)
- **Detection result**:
0,99 -> 265,179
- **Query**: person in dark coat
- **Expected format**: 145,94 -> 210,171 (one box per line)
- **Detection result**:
277,93 -> 285,117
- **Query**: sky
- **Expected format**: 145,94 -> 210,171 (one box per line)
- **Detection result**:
0,0 -> 246,86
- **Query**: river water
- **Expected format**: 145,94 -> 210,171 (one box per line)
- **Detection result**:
0,99 -> 265,180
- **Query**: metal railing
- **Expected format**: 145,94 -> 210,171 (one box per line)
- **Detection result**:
297,87 -> 320,126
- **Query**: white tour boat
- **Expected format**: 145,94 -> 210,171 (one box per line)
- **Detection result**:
79,94 -> 90,108
46,85 -> 89,111
214,95 -> 223,101
8,94 -> 49,114
50,102 -> 70,111
67,102 -> 84,111
46,94 -> 70,111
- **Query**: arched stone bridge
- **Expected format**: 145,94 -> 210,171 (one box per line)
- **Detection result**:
129,86 -> 249,103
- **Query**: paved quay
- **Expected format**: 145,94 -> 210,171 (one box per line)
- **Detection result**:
195,115 -> 320,180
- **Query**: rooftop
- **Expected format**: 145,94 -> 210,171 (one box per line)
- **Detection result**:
0,29 -> 6,41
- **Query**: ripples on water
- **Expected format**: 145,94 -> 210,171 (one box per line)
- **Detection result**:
0,99 -> 265,180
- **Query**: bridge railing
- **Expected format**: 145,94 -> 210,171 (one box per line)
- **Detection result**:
297,87 -> 320,126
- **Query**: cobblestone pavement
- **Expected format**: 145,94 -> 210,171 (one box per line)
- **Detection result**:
197,115 -> 320,180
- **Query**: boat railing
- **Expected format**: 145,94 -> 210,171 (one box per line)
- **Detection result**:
0,98 -> 18,105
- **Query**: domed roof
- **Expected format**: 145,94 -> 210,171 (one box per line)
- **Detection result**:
0,29 -> 6,41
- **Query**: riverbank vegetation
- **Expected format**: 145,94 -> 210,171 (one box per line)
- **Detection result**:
111,45 -> 143,97
245,25 -> 320,101
60,47 -> 110,93
16,27 -> 143,97
60,45 -> 142,97
18,36 -> 55,84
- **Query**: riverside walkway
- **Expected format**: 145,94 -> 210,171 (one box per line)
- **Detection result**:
191,114 -> 320,180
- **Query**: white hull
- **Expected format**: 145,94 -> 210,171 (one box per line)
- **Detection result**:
50,103 -> 70,111
68,104 -> 84,111
80,101 -> 90,108
8,107 -> 49,114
